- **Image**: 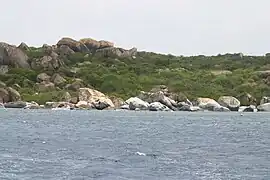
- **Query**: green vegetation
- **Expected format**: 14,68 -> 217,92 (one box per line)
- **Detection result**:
2,47 -> 270,105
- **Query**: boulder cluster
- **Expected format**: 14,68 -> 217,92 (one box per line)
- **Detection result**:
1,84 -> 270,112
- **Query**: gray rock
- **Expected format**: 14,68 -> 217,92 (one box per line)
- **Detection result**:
4,101 -> 27,108
0,42 -> 30,68
37,73 -> 51,83
257,103 -> 270,112
218,96 -> 240,111
7,87 -> 21,102
126,97 -> 149,110
149,102 -> 170,111
0,88 -> 9,103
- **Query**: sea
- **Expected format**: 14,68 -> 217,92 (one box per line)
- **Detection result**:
0,109 -> 269,180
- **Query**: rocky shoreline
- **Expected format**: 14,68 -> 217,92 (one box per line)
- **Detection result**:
1,85 -> 270,112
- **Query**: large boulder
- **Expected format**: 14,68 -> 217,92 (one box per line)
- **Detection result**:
79,38 -> 114,51
137,91 -> 177,110
149,102 -> 170,111
126,97 -> 149,110
57,45 -> 75,56
218,96 -> 241,111
95,47 -> 137,58
196,98 -> 220,108
78,88 -> 114,109
0,42 -> 30,68
4,101 -> 27,108
0,88 -> 9,103
7,87 -> 21,102
36,73 -> 51,83
57,37 -> 89,53
257,103 -> 270,112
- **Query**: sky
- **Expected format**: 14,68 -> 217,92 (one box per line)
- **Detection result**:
1,0 -> 270,56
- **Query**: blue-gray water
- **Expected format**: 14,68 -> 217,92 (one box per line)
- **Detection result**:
0,109 -> 269,180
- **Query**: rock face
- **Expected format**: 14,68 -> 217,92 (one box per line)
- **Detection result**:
57,45 -> 75,56
66,79 -> 85,91
18,42 -> 30,51
95,47 -> 137,58
218,96 -> 240,111
78,88 -> 114,110
0,42 -> 30,68
126,97 -> 149,110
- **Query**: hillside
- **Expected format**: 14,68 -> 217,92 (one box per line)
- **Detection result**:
0,37 -> 270,108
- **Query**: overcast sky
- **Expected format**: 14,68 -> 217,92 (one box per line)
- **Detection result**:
1,0 -> 270,56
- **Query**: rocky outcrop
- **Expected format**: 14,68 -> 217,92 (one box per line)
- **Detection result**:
95,47 -> 137,58
0,42 -> 30,68
18,42 -> 30,51
78,88 -> 114,110
218,96 -> 240,111
125,97 -> 149,110
57,37 -> 89,53
79,38 -> 114,51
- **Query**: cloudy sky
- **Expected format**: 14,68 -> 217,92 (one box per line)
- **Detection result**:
1,0 -> 270,56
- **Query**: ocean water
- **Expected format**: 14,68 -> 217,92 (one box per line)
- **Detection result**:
0,109 -> 269,180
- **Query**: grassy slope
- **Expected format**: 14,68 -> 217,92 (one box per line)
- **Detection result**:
1,48 -> 270,105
